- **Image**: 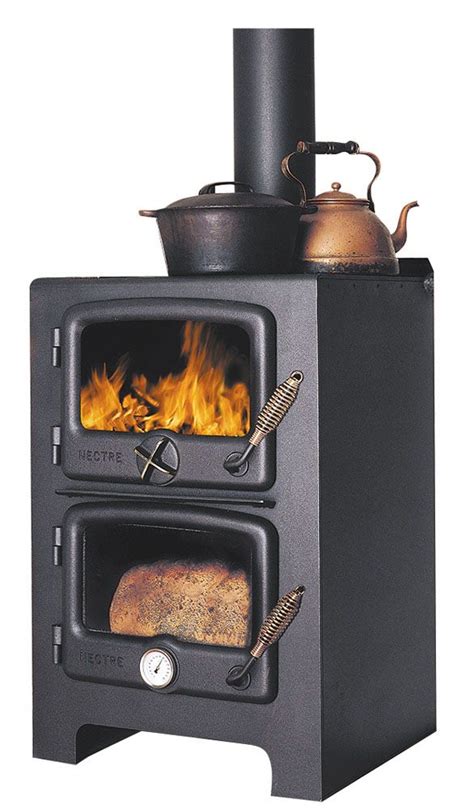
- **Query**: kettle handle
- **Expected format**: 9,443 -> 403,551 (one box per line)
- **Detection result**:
199,181 -> 254,195
281,141 -> 381,211
298,141 -> 360,155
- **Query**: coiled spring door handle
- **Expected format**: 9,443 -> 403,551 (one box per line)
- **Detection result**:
224,370 -> 304,475
226,585 -> 305,689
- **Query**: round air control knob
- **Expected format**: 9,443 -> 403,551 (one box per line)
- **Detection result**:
134,435 -> 179,485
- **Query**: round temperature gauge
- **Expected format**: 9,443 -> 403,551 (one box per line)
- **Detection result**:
140,648 -> 176,690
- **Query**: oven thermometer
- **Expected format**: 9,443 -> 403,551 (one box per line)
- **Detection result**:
140,648 -> 176,690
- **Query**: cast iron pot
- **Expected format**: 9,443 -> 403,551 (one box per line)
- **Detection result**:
139,181 -> 301,276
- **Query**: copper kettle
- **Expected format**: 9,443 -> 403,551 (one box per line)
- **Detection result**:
281,141 -> 418,275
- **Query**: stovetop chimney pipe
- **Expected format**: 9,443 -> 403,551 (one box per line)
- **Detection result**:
233,28 -> 315,205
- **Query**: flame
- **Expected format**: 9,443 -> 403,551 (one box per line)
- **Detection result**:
80,321 -> 250,436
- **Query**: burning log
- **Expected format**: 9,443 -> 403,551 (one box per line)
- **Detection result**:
109,559 -> 251,648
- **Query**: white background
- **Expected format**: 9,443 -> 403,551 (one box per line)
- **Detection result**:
1,1 -> 473,805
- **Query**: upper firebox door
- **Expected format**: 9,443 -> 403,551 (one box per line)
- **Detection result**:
61,298 -> 276,491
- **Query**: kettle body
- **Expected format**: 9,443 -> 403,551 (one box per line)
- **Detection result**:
281,141 -> 418,275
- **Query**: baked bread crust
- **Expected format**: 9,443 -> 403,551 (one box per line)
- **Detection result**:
109,559 -> 251,648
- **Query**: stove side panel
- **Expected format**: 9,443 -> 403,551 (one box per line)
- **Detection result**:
317,268 -> 436,799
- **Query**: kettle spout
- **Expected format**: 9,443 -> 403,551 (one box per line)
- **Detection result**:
391,201 -> 418,252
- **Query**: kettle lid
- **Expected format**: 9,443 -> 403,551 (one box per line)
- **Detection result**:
310,182 -> 369,206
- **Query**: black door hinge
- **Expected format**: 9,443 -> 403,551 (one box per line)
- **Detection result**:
52,327 -> 61,367
52,624 -> 62,664
52,426 -> 61,465
53,526 -> 62,566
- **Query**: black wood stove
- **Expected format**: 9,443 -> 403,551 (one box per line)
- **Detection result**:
31,29 -> 435,801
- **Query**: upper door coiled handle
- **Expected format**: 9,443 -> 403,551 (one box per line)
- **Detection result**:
224,371 -> 304,475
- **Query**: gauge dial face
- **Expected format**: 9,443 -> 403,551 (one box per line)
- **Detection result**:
140,648 -> 176,689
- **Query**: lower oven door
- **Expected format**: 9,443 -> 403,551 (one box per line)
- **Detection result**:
61,298 -> 276,491
62,502 -> 279,703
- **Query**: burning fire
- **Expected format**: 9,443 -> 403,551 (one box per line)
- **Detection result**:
80,321 -> 250,436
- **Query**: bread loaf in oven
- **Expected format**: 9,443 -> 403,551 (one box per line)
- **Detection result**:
109,559 -> 251,648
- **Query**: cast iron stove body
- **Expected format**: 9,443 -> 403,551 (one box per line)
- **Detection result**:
31,261 -> 435,800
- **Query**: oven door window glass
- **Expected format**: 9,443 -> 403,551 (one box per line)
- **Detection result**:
80,320 -> 250,437
84,523 -> 252,649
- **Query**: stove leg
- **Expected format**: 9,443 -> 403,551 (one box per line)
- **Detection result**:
76,725 -> 138,763
33,720 -> 137,764
267,745 -> 322,802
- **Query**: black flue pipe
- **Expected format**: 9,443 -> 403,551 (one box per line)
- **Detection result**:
233,28 -> 315,205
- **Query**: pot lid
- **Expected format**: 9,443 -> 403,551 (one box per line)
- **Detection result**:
308,182 -> 369,206
139,181 -> 296,217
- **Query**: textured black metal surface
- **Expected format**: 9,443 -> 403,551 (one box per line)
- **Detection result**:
31,263 -> 435,801
31,273 -> 322,798
234,29 -> 315,204
317,272 -> 436,798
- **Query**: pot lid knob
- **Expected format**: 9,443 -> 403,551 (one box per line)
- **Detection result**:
332,182 -> 341,191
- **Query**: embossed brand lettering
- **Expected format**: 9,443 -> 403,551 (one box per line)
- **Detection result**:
80,650 -> 124,668
79,449 -> 123,464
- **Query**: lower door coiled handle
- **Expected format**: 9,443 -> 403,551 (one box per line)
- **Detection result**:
226,585 -> 305,689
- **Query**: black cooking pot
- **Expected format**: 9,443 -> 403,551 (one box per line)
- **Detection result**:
139,181 -> 301,276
